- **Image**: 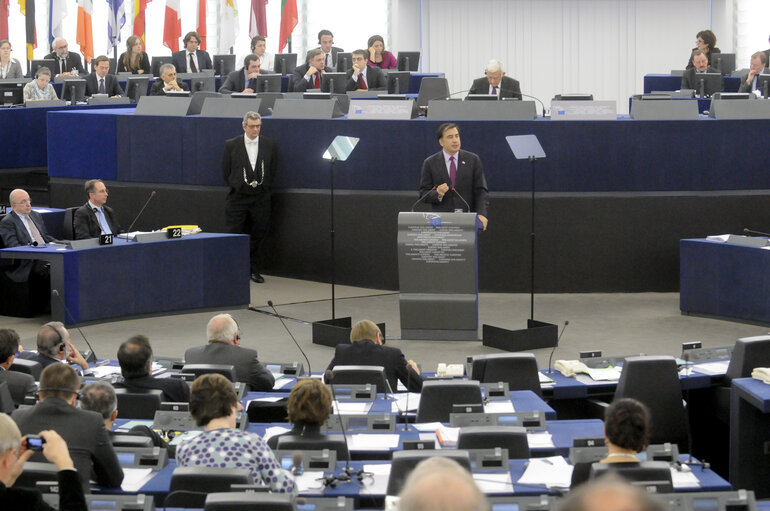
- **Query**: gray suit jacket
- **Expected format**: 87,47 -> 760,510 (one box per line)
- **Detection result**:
3,59 -> 23,79
0,367 -> 35,405
12,398 -> 124,490
184,342 -> 274,391
0,210 -> 58,282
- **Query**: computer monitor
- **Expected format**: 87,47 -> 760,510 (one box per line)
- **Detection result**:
589,462 -> 674,493
397,52 -> 421,72
273,53 -> 297,75
188,75 -> 216,93
757,74 -> 770,98
553,93 -> 594,100
126,75 -> 151,102
335,52 -> 352,72
30,59 -> 56,78
321,72 -> 347,94
386,71 -> 411,94
711,53 -> 736,75
253,73 -> 282,93
61,78 -> 86,103
694,72 -> 723,97
213,54 -> 236,77
0,81 -> 24,105
150,56 -> 173,77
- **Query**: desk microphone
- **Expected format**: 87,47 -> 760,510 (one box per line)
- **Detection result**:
125,190 -> 157,235
403,364 -> 412,431
51,289 -> 97,363
410,187 -> 435,212
266,300 -> 312,377
743,227 -> 770,237
511,91 -> 548,118
291,451 -> 303,476
323,370 -> 354,484
547,321 -> 570,374
450,187 -> 471,213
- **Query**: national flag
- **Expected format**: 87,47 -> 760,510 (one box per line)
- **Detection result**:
218,0 -> 239,53
249,0 -> 267,38
107,0 -> 126,52
19,0 -> 36,61
0,0 -> 10,41
278,0 -> 297,53
163,0 -> 180,52
49,0 -> 67,45
76,0 -> 94,63
132,0 -> 151,42
196,0 -> 206,50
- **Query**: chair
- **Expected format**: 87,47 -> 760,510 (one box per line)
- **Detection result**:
589,461 -> 674,493
114,388 -> 163,420
168,466 -> 253,508
181,364 -> 237,382
457,426 -> 530,458
470,353 -> 542,396
331,365 -> 389,393
62,207 -> 78,240
205,492 -> 295,511
725,335 -> 770,385
151,56 -> 174,77
386,450 -> 471,495
13,461 -> 58,489
416,77 -> 449,108
9,358 -> 42,380
0,381 -> 14,413
613,356 -> 688,450
110,434 -> 154,449
416,380 -> 483,423
276,433 -> 349,461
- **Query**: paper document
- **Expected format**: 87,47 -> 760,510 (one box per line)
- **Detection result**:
435,425 -> 459,446
261,426 -> 291,444
484,401 -> 515,414
671,467 -> 700,488
473,472 -> 513,493
585,367 -> 622,381
120,468 -> 154,492
390,393 -> 420,413
517,456 -> 573,489
691,360 -> 729,376
411,422 -> 443,432
332,401 -> 372,415
295,471 -> 326,492
706,235 -> 730,242
348,434 -> 400,450
527,432 -> 554,448
272,376 -> 293,389
169,430 -> 202,446
115,420 -> 153,431
90,365 -> 123,378
539,372 -> 555,384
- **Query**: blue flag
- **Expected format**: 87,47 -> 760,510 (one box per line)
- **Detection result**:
107,0 -> 126,51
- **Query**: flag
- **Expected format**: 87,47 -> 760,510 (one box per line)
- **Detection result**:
132,0 -> 151,42
76,0 -> 93,63
278,0 -> 297,53
19,0 -> 36,61
0,0 -> 9,41
107,0 -> 126,52
196,0 -> 206,50
49,0 -> 67,45
249,0 -> 267,38
163,0 -> 180,52
218,0 -> 239,53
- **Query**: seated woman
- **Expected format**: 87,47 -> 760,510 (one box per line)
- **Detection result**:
176,373 -> 294,492
0,40 -> 23,79
367,35 -> 397,69
685,29 -> 720,69
23,67 -> 58,101
118,35 -> 151,74
570,398 -> 651,488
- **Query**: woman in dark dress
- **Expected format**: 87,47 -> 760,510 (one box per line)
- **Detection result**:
117,35 -> 151,74
685,29 -> 721,69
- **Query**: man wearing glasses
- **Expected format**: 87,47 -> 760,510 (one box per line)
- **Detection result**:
44,38 -> 85,77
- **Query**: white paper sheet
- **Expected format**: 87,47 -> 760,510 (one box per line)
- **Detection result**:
691,360 -> 729,376
390,393 -> 420,413
539,372 -> 556,384
273,377 -> 294,389
517,456 -> 573,489
410,422 -> 444,432
295,471 -> 326,492
671,467 -> 701,488
261,426 -> 291,443
473,472 -> 513,493
90,365 -> 123,378
120,468 -> 154,492
527,432 -> 554,448
348,434 -> 400,450
332,401 -> 373,415
585,367 -> 622,381
484,401 -> 515,413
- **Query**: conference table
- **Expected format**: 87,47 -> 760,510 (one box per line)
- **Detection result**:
643,73 -> 741,94
0,232 -> 250,324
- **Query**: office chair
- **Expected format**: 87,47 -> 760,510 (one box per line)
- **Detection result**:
331,365 -> 389,394
167,467 -> 254,508
110,434 -> 154,449
386,450 -> 472,495
204,492 -> 295,511
150,56 -> 174,78
181,364 -> 237,382
13,461 -> 59,489
276,433 -> 349,461
457,426 -> 530,458
9,358 -> 42,380
62,207 -> 78,240
470,353 -> 542,396
416,380 -> 483,423
416,77 -> 449,108
113,388 -> 164,420
0,382 -> 14,413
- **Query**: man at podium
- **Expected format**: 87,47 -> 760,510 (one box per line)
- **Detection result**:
418,123 -> 489,230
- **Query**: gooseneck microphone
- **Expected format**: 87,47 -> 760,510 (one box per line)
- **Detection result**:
547,320 -> 570,374
515,91 -> 548,118
267,299 -> 312,376
51,289 -> 97,363
451,187 -> 471,212
744,227 -> 770,237
323,370 -> 354,483
125,190 -> 157,235
410,187 -> 436,212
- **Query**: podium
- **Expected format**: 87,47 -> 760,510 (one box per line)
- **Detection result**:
397,212 -> 480,341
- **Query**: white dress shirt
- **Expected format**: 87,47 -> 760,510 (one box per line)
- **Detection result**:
244,134 -> 259,168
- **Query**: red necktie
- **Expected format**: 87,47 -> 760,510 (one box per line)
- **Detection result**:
313,73 -> 320,89
358,74 -> 367,90
449,156 -> 457,186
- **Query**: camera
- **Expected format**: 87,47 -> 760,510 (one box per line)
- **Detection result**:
26,435 -> 45,451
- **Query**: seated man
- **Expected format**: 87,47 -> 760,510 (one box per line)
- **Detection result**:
346,49 -> 386,91
17,322 -> 90,375
468,59 -> 522,99
398,457 -> 486,511
44,37 -> 85,77
114,335 -> 189,403
85,55 -> 123,97
12,364 -> 123,491
219,54 -> 261,94
0,414 -> 87,511
150,63 -> 189,96
0,329 -> 36,407
738,51 -> 768,94
184,314 -> 274,391
291,48 -> 332,92
72,179 -> 122,240
171,31 -> 212,73
681,49 -> 720,95
326,320 -> 423,392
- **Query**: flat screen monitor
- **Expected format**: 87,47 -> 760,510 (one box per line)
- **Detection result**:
273,53 -> 297,75
711,53 -> 736,75
386,71 -> 411,94
188,75 -> 216,93
694,72 -> 723,97
253,73 -> 282,93
335,52 -> 352,72
150,56 -> 173,78
397,52 -> 421,72
757,74 -> 770,98
30,59 -> 56,78
61,78 -> 86,103
321,72 -> 347,94
213,54 -> 236,77
126,75 -> 151,102
553,93 -> 594,100
0,81 -> 24,105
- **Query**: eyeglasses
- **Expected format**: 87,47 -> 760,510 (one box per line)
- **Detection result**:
245,124 -> 261,129
56,45 -> 68,50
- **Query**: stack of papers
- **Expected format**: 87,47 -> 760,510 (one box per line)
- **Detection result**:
348,434 -> 400,451
435,425 -> 459,446
120,468 -> 154,492
527,432 -> 554,448
332,401 -> 373,415
517,456 -> 573,489
671,467 -> 700,489
484,401 -> 515,413
390,393 -> 420,413
473,472 -> 513,493
584,367 -> 622,381
90,365 -> 123,379
690,360 -> 729,375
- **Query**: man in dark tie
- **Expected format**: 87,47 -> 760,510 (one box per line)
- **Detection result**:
85,55 -> 123,97
291,49 -> 332,92
681,50 -> 719,94
418,123 -> 489,230
221,112 -> 277,283
171,31 -> 212,74
219,55 -> 261,94
739,51 -> 768,94
72,179 -> 122,240
317,29 -> 344,70
468,59 -> 522,99
345,49 -> 386,91
44,37 -> 85,77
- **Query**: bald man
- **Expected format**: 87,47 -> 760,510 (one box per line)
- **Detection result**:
397,457 -> 486,511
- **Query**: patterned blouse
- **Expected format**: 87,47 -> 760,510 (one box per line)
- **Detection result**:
175,428 -> 295,493
23,81 -> 58,101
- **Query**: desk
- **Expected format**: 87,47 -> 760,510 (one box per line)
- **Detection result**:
730,378 -> 770,497
643,74 -> 741,94
0,233 -> 249,324
680,238 -> 770,324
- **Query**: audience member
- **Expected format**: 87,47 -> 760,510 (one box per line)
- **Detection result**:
738,51 -> 768,93
0,39 -> 23,79
85,55 -> 123,97
317,29 -> 344,69
12,364 -> 123,490
16,322 -> 90,375
44,38 -> 85,77
685,29 -> 720,69
327,320 -> 423,392
0,414 -> 87,511
558,474 -> 664,511
468,59 -> 522,99
220,55 -> 261,94
79,381 -> 118,431
150,63 -> 189,95
115,335 -> 189,403
0,329 -> 36,407
72,179 -> 122,240
346,49 -> 386,91
291,48 -> 332,92
367,35 -> 397,69
176,373 -> 294,492
117,35 -> 151,74
250,35 -> 273,72
23,67 -> 58,101
185,313 -> 274,391
397,456 -> 486,511
172,31 -> 212,73
681,50 -> 719,94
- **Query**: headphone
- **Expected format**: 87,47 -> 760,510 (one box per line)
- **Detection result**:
42,323 -> 65,357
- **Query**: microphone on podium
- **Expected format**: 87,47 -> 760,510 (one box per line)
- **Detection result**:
125,190 -> 157,235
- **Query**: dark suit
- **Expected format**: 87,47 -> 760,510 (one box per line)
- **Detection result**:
219,68 -> 253,94
469,75 -> 522,99
115,374 -> 190,403
681,66 -> 721,95
149,79 -> 190,96
17,351 -> 60,369
326,339 -> 423,392
12,398 -> 124,491
291,63 -> 333,92
345,66 -> 386,91
0,210 -> 57,282
85,73 -> 123,96
419,150 -> 489,218
0,366 -> 36,405
72,202 -> 122,240
738,72 -> 767,93
222,134 -> 277,273
184,342 -> 274,391
0,469 -> 87,511
171,49 -> 212,73
44,52 -> 86,76
318,46 -> 345,68
117,51 -> 151,74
